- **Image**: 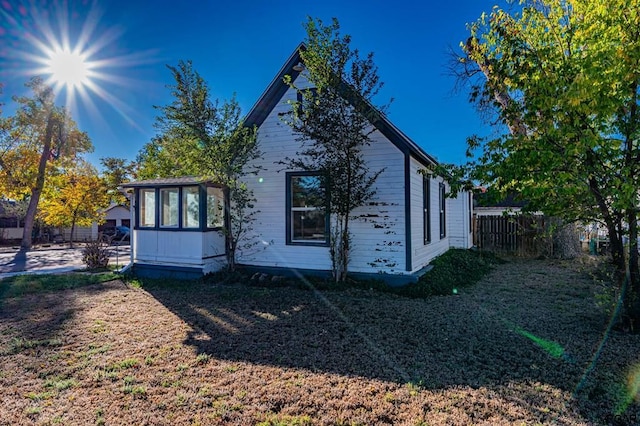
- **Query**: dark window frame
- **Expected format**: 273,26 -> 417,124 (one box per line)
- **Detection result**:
423,175 -> 431,245
138,188 -> 158,229
296,88 -> 318,118
285,171 -> 330,247
439,182 -> 446,239
159,187 -> 180,228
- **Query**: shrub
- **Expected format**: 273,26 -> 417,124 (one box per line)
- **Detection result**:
392,249 -> 502,298
82,239 -> 110,270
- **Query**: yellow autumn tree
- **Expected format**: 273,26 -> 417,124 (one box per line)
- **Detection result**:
0,78 -> 93,248
39,160 -> 109,247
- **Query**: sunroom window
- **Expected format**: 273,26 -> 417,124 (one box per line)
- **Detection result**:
140,189 -> 156,227
135,184 -> 226,231
206,187 -> 225,228
160,188 -> 179,227
182,186 -> 200,228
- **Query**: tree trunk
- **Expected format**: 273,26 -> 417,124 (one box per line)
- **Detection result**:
606,220 -> 626,275
341,215 -> 350,282
69,221 -> 76,249
625,211 -> 640,332
21,110 -> 54,250
227,238 -> 236,272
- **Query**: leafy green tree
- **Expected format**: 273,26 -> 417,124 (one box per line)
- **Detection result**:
458,0 -> 640,328
100,157 -> 136,206
138,61 -> 260,271
39,160 -> 109,248
0,78 -> 92,249
283,17 -> 387,282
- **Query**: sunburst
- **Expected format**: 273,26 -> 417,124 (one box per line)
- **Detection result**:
45,47 -> 93,89
3,1 -> 153,131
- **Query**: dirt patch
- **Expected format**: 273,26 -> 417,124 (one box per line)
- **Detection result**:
0,259 -> 638,425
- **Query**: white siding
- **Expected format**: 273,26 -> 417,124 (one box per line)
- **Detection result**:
448,191 -> 474,249
240,74 -> 332,271
1,227 -> 23,240
61,226 -> 93,242
409,156 -> 449,273
105,206 -> 131,224
133,229 -> 226,273
242,74 -> 407,274
348,129 -> 406,274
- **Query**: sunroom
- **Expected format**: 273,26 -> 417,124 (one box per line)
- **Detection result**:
121,177 -> 228,278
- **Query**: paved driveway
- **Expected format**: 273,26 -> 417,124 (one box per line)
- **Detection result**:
0,244 -> 131,279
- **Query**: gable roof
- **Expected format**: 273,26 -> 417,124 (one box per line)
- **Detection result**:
244,43 -> 439,168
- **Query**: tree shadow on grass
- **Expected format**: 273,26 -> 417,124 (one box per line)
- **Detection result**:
0,277 -> 123,352
143,276 -> 623,399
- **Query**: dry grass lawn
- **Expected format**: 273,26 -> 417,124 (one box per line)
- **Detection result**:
0,258 -> 638,425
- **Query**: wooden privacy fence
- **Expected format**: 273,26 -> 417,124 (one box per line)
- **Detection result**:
474,215 -> 553,257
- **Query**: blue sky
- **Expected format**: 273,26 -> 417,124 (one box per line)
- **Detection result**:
1,0 -> 500,169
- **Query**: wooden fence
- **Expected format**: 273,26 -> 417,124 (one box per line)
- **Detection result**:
474,215 -> 553,257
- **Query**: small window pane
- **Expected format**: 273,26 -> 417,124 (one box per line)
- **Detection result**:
140,189 -> 156,227
160,188 -> 179,227
182,186 -> 200,228
292,176 -> 324,207
293,209 -> 326,241
206,187 -> 224,228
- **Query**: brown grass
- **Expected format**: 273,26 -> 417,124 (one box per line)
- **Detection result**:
0,258 -> 638,425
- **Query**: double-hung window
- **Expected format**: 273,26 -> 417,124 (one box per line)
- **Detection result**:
287,172 -> 328,245
423,176 -> 431,245
439,183 -> 447,239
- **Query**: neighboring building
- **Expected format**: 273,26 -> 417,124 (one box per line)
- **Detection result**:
473,190 -> 532,217
123,44 -> 474,283
0,202 -> 130,243
0,200 -> 25,241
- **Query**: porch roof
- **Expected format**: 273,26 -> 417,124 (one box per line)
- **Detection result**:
121,177 -> 220,188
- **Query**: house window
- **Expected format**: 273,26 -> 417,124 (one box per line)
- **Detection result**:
182,186 -> 200,229
160,188 -> 179,227
296,88 -> 318,118
287,173 -> 327,245
423,175 -> 431,245
206,187 -> 225,228
439,183 -> 446,239
140,189 -> 156,227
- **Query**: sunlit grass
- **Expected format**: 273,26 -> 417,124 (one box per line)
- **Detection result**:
0,272 -> 118,300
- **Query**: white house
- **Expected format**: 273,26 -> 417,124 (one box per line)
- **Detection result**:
123,44 -> 473,282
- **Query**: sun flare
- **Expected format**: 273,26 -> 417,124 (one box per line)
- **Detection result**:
6,0 -> 155,132
46,48 -> 92,88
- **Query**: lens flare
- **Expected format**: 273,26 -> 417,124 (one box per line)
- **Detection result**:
615,363 -> 640,415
